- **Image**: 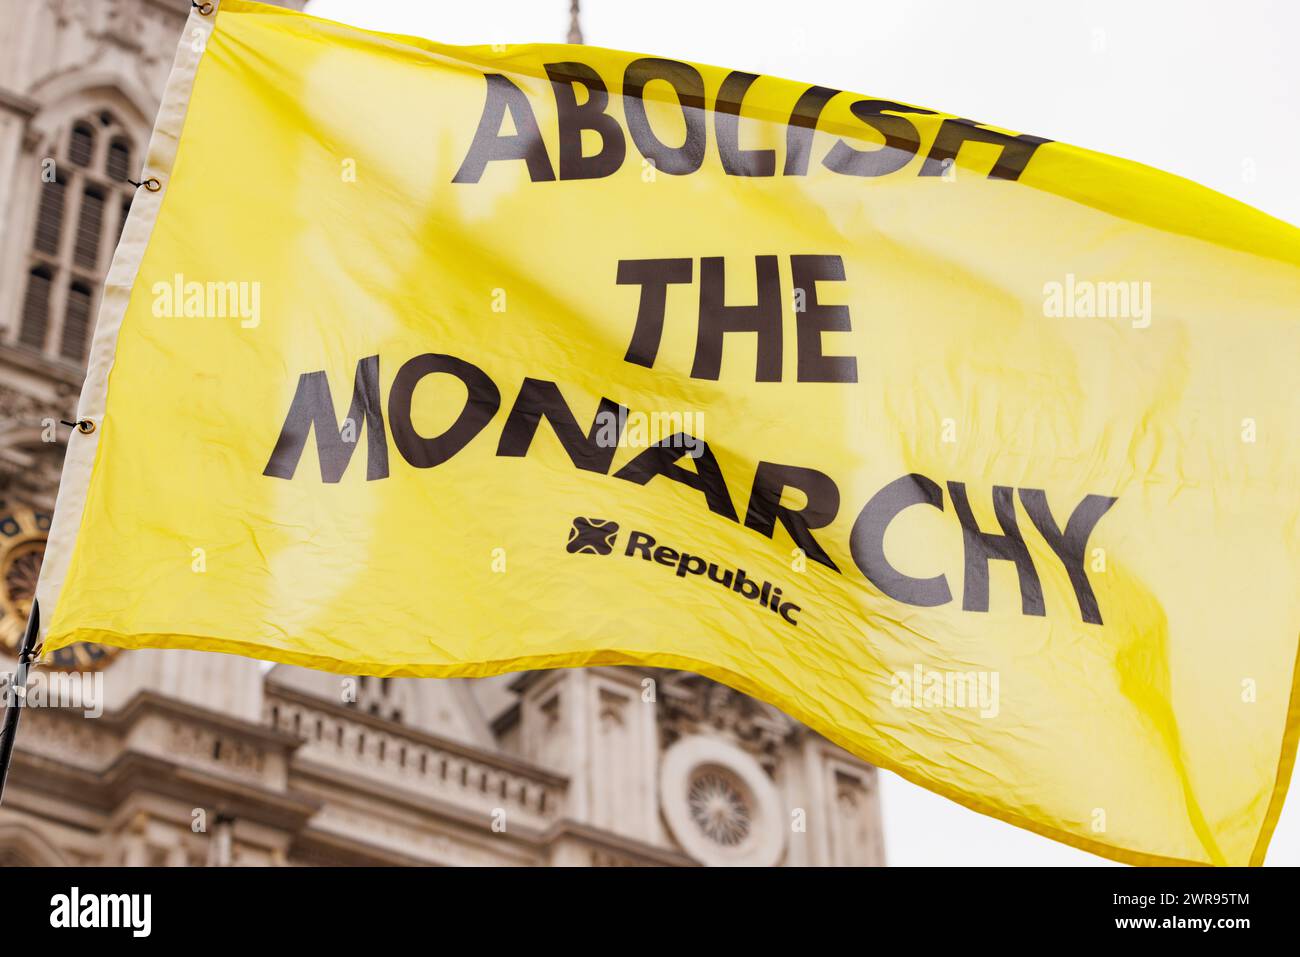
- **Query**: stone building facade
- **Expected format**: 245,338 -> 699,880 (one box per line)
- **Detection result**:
0,0 -> 884,866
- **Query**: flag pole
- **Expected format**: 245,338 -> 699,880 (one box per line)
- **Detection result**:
0,598 -> 40,807
2,418 -> 90,806
567,0 -> 583,44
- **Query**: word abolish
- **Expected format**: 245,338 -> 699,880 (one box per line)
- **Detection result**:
263,354 -> 1117,625
452,59 -> 1050,184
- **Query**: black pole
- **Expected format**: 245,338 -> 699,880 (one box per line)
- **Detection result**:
0,598 -> 39,807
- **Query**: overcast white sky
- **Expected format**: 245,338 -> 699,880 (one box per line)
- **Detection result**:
305,0 -> 1300,866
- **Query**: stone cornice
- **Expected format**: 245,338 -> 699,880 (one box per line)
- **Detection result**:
108,689 -> 304,752
107,751 -> 322,830
540,819 -> 698,867
0,87 -> 39,120
290,755 -> 547,847
266,682 -> 568,788
0,342 -> 87,391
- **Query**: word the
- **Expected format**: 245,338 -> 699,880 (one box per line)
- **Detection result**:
617,254 -> 857,382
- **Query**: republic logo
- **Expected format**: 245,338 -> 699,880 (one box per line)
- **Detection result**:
567,517 -> 619,554
566,517 -> 801,626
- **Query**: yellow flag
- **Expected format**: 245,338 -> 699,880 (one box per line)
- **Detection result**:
38,0 -> 1300,866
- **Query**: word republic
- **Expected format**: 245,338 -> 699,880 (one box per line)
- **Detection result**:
623,529 -> 802,626
451,59 -> 1051,183
264,354 -> 1118,625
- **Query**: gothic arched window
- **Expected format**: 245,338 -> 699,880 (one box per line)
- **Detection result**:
107,137 -> 133,182
18,265 -> 53,350
68,122 -> 95,168
14,110 -> 138,366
